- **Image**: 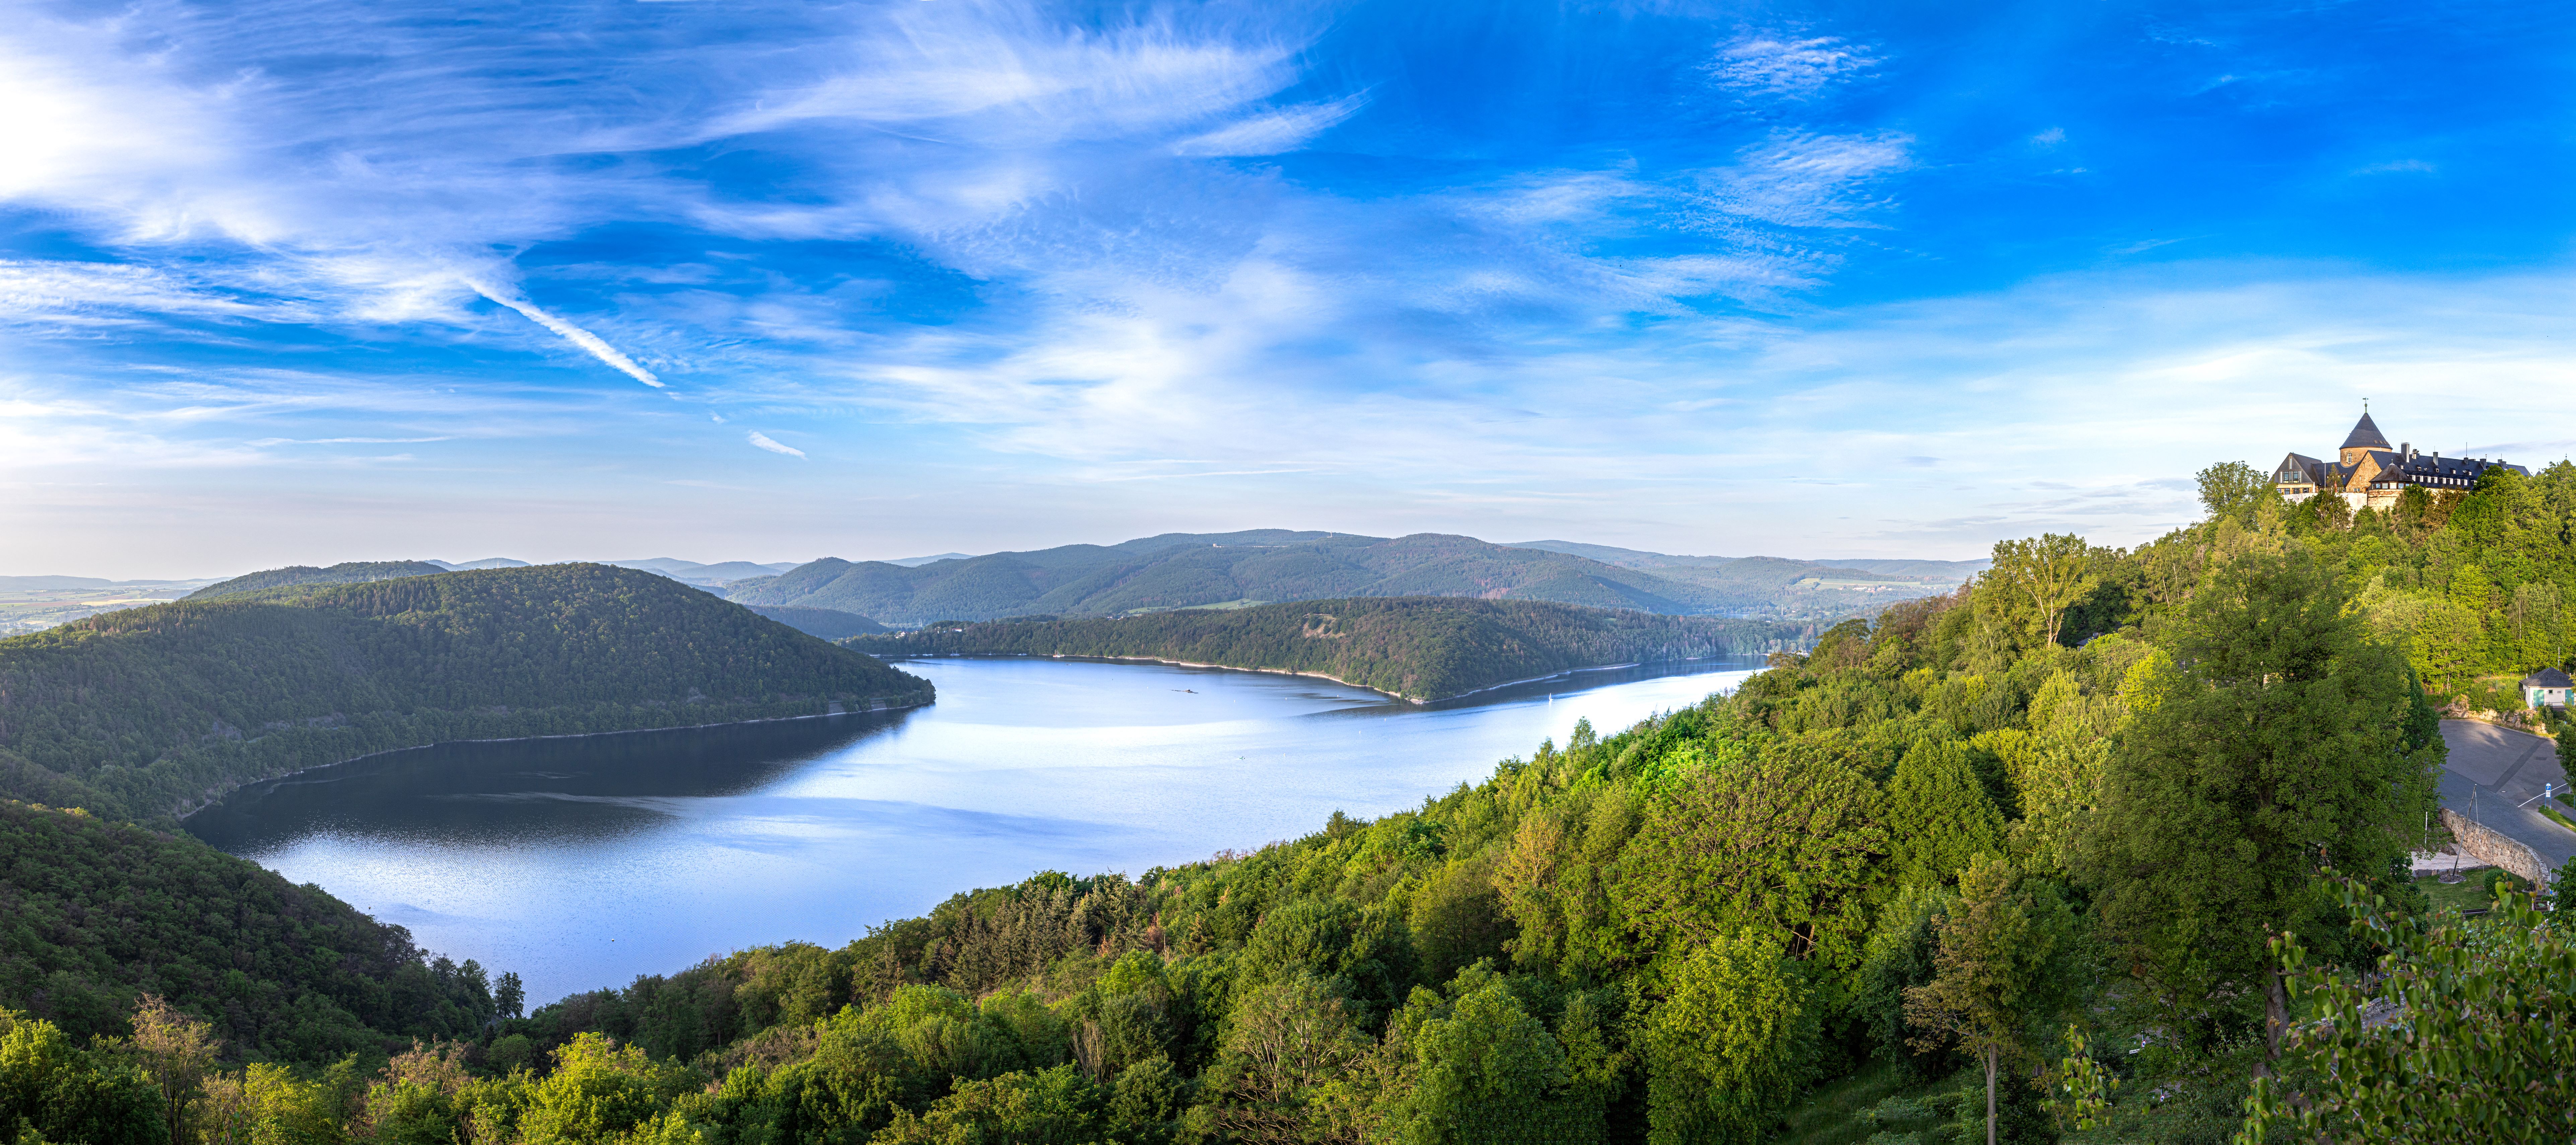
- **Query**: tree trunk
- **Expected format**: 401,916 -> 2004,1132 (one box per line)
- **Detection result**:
1985,1044 -> 1997,1145
2265,962 -> 2289,1061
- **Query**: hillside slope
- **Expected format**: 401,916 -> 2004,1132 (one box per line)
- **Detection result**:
0,800 -> 503,1059
735,531 -> 1938,624
186,560 -> 448,599
745,605 -> 891,639
848,597 -> 1808,701
0,564 -> 932,820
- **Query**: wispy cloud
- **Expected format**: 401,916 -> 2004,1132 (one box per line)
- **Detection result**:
745,431 -> 805,457
1090,468 -> 1314,481
1694,131 -> 1915,229
1170,93 -> 1369,156
247,436 -> 454,446
0,261 -> 301,325
1705,33 -> 1881,99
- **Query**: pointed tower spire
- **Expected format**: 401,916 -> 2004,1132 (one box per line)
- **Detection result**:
2340,406 -> 2392,468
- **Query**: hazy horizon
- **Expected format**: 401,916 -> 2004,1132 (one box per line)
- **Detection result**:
6,0 -> 2570,576
1,531 -> 1992,584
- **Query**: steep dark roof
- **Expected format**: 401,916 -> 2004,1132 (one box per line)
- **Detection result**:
2274,452 -> 2328,482
2522,667 -> 2572,689
2387,454 -> 2528,484
2341,411 -> 2392,450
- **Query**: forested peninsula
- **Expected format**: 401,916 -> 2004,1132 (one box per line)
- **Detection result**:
15,462 -> 2576,1145
846,597 -> 1810,701
731,530 -> 1947,625
0,564 -> 932,821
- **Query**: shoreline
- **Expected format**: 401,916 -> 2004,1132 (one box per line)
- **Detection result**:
874,651 -> 1768,705
174,695 -> 933,824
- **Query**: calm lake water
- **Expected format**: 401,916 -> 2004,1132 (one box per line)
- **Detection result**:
187,656 -> 1760,1004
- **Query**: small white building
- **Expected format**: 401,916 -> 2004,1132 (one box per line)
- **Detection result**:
2522,667 -> 2572,708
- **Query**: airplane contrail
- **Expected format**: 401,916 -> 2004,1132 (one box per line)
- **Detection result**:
463,278 -> 664,389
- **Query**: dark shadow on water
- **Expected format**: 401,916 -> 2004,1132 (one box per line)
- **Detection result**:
186,709 -> 918,853
1413,656 -> 1767,712
876,653 -> 1765,720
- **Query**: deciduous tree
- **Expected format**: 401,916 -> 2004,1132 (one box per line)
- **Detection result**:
2081,546 -> 2439,1059
1637,931 -> 1815,1145
1903,855 -> 2077,1145
1984,534 -> 2102,648
123,994 -> 218,1144
2244,881 -> 2576,1143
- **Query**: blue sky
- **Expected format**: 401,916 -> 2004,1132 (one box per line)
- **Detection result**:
4,0 -> 2572,576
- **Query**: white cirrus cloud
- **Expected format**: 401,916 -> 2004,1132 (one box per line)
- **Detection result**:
1705,33 -> 1880,100
746,431 -> 806,457
1170,92 -> 1369,156
0,260 -> 301,324
1695,130 -> 1916,229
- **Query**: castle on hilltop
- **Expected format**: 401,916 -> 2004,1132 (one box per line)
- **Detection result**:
2274,410 -> 2527,512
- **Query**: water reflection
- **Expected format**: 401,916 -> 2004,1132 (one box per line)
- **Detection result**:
189,713 -> 916,851
189,655 -> 1759,1002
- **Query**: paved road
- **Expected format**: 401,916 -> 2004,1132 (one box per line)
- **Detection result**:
2438,719 -> 2576,875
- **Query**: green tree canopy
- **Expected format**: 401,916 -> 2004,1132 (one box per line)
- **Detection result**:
1612,748 -> 1886,979
1636,931 -> 1816,1145
1901,854 -> 2077,1145
2081,545 -> 2439,1055
1883,738 -> 2007,889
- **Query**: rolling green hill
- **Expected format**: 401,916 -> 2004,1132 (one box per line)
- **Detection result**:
733,531 -> 1944,625
0,564 -> 932,821
745,605 -> 891,639
0,799 -> 504,1059
186,560 -> 449,599
847,597 -> 1809,701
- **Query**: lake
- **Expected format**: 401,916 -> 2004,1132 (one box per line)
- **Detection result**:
186,655 -> 1762,1003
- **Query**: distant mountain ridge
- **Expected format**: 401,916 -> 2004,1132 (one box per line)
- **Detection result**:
188,560 -> 450,599
1501,539 -> 1989,581
1805,558 -> 1992,579
0,576 -> 211,590
849,597 -> 1807,702
731,530 -> 1957,625
179,558 -> 795,600
600,558 -> 798,584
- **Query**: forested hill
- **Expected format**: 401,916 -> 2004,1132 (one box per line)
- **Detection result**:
745,604 -> 891,639
185,559 -> 449,598
0,799 -> 507,1061
729,530 -> 1947,625
846,597 -> 1810,701
0,564 -> 932,821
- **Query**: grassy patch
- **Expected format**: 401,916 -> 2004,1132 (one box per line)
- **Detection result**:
1774,1059 -> 1959,1145
2415,873 -> 2495,914
2539,803 -> 2576,835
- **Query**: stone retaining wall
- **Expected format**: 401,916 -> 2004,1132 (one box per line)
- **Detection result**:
2443,808 -> 2552,888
